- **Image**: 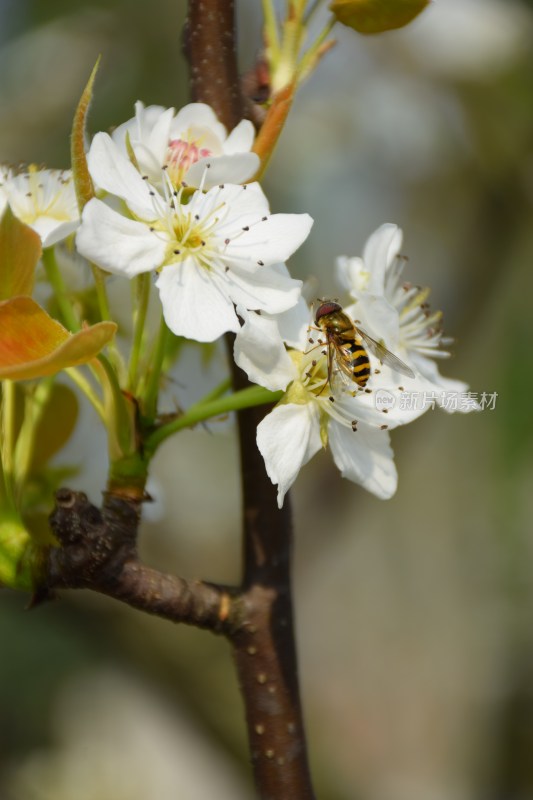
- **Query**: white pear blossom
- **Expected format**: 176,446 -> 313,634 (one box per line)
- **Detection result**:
0,167 -> 8,217
109,101 -> 259,191
75,134 -> 312,342
336,223 -> 472,410
233,294 -> 310,392
241,301 -> 433,508
237,222 -> 474,506
0,165 -> 79,246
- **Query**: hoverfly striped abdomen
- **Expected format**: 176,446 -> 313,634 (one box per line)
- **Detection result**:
345,337 -> 371,387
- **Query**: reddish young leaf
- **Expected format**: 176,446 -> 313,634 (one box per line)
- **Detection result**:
0,296 -> 117,380
71,58 -> 100,212
0,206 -> 42,300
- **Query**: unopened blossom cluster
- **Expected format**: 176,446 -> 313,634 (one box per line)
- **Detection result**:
1,101 -> 472,506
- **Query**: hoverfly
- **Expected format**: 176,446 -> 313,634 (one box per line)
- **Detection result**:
313,301 -> 415,395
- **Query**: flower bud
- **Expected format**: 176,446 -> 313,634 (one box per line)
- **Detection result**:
330,0 -> 430,34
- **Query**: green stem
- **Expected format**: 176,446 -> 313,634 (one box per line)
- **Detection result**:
281,17 -> 304,78
1,381 -> 17,509
90,262 -> 125,375
304,0 -> 325,24
13,378 -> 54,495
271,0 -> 309,93
142,315 -> 170,422
199,377 -> 232,404
128,273 -> 151,393
64,367 -> 106,423
297,15 -> 336,81
42,247 -> 80,332
90,263 -> 113,325
144,384 -> 282,456
97,353 -> 137,458
293,0 -> 308,19
262,0 -> 281,60
0,452 -> 8,508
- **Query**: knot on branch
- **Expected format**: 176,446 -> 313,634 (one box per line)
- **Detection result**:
47,489 -> 141,589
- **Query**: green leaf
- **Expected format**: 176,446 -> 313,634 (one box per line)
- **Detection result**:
330,0 -> 430,34
0,296 -> 117,381
0,206 -> 42,300
29,383 -> 79,473
0,510 -> 35,590
21,465 -> 79,518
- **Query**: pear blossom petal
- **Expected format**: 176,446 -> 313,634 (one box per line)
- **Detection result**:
172,103 -> 227,142
348,364 -> 433,429
408,350 -> 475,412
87,133 -> 159,218
233,296 -> 311,389
129,142 -> 164,179
228,262 -> 302,313
257,402 -> 323,508
277,296 -> 313,349
35,219 -> 80,249
234,307 -> 296,391
210,184 -> 312,267
336,255 -> 367,295
137,104 -> 175,163
202,181 -> 268,220
185,152 -> 259,190
345,296 -> 400,351
76,199 -> 167,277
224,119 -> 256,154
155,259 -> 239,341
138,102 -> 174,133
224,212 -> 313,268
329,421 -> 397,499
0,166 -> 10,215
111,104 -> 172,167
408,350 -> 459,388
362,223 -> 403,295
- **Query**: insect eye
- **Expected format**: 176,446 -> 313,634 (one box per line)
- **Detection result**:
316,301 -> 341,322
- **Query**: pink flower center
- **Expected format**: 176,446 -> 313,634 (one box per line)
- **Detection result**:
165,138 -> 212,184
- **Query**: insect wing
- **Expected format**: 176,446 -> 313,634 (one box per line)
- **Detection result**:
357,328 -> 415,379
328,338 -> 361,397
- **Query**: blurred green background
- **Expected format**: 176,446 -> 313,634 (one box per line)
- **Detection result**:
1,1 -> 533,798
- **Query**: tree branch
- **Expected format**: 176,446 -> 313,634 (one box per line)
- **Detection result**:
183,0 -> 244,129
184,2 -> 316,797
226,358 -> 315,798
45,489 -> 238,634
